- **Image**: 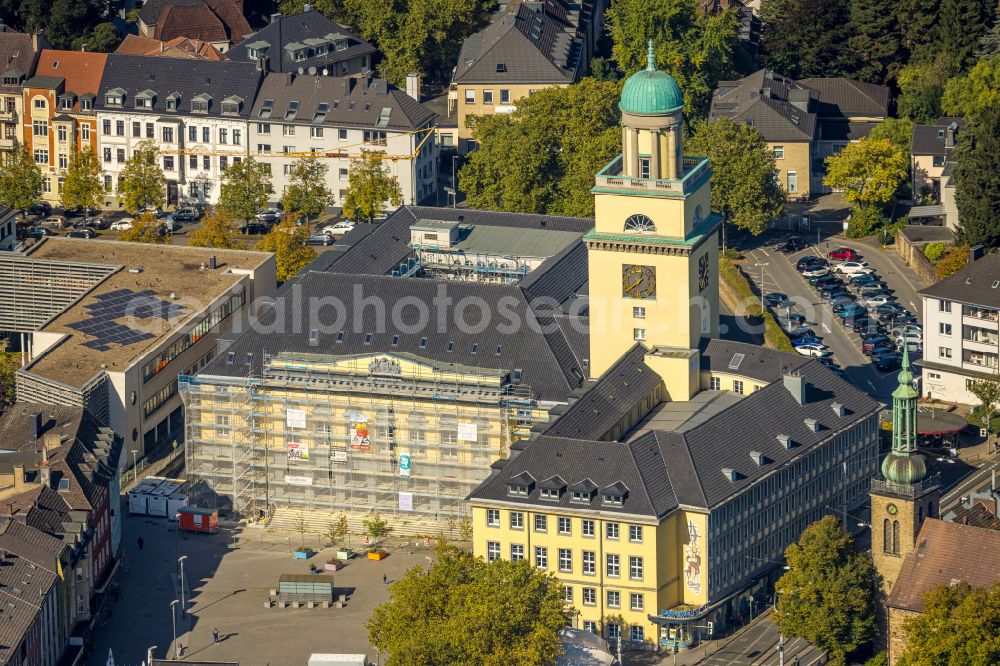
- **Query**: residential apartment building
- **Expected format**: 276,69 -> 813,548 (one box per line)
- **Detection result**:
5,238 -> 275,463
918,252 -> 1000,405
226,8 -> 375,76
248,72 -> 438,208
137,0 -> 251,52
0,205 -> 16,250
709,70 -> 888,199
448,0 -> 597,152
0,27 -> 46,163
21,51 -> 107,204
909,118 -> 963,230
95,55 -> 263,207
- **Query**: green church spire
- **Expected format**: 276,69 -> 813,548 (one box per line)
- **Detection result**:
881,345 -> 928,484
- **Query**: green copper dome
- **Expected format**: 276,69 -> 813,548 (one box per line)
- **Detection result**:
619,41 -> 685,116
881,450 -> 928,485
882,344 -> 929,485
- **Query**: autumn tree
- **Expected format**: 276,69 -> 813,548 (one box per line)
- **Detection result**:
459,78 -> 620,217
117,212 -> 166,244
896,61 -> 948,124
218,158 -> 273,226
935,245 -> 970,280
606,0 -> 741,116
941,57 -> 1000,118
60,148 -> 104,223
868,118 -> 914,154
254,216 -> 316,282
687,118 -> 786,241
187,209 -> 241,249
117,141 -> 165,213
368,549 -> 566,666
362,513 -> 390,551
897,581 -> 1000,665
281,158 -> 332,220
342,151 -> 403,222
954,105 -> 1000,247
0,338 -> 20,407
823,138 -> 908,210
0,145 -> 45,214
774,516 -> 877,666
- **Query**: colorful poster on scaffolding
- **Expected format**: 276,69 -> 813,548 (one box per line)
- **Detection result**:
350,414 -> 370,450
457,422 -> 478,442
286,408 -> 306,429
286,442 -> 309,461
398,452 -> 411,478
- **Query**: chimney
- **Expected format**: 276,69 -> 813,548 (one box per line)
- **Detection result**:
257,55 -> 271,73
783,373 -> 806,405
945,122 -> 958,149
28,412 -> 42,440
270,12 -> 282,23
304,2 -> 312,10
405,73 -> 421,102
285,72 -> 294,86
969,245 -> 984,264
762,86 -> 772,98
43,432 -> 61,454
208,255 -> 217,269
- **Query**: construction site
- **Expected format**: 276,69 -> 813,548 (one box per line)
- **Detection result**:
180,350 -> 543,536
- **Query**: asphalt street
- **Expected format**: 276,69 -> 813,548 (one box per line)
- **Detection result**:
690,612 -> 823,666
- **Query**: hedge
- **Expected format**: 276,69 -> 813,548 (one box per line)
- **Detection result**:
718,256 -> 795,353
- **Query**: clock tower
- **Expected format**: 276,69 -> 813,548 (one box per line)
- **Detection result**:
585,42 -> 720,394
870,346 -> 939,593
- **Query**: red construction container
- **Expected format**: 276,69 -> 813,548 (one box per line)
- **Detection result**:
177,506 -> 218,534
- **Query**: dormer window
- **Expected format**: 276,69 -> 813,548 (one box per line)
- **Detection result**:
538,475 -> 565,501
191,94 -> 211,113
80,97 -> 92,111
336,39 -> 348,52
571,490 -> 591,503
603,493 -> 623,505
569,478 -> 597,503
508,483 -> 529,496
165,93 -> 181,111
222,96 -> 243,115
540,487 -> 559,499
59,96 -> 73,111
285,100 -> 300,120
601,482 -> 629,506
135,89 -> 156,109
506,471 -> 535,496
104,88 -> 126,107
2,76 -> 17,86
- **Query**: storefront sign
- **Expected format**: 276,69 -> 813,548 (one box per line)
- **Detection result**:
330,450 -> 348,463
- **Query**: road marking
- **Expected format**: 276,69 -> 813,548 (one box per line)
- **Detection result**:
759,248 -> 769,256
822,323 -> 830,333
910,301 -> 917,310
867,380 -> 877,392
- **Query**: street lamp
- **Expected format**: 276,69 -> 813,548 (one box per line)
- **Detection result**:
178,555 -> 188,615
451,155 -> 459,208
744,554 -> 791,570
131,449 -> 139,484
146,645 -> 157,665
170,599 -> 179,659
753,263 -> 769,312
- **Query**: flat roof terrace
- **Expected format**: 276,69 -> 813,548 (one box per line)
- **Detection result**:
22,239 -> 272,388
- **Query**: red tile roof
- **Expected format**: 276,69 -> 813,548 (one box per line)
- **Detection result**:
116,34 -> 225,60
31,50 -> 108,112
153,0 -> 251,45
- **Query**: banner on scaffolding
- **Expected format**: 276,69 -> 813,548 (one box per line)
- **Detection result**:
284,475 -> 312,486
457,422 -> 478,442
286,408 -> 306,429
399,491 -> 413,511
330,449 -> 348,463
286,442 -> 309,461
350,415 -> 370,450
398,452 -> 411,478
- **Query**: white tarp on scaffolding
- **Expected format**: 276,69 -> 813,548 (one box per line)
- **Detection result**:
285,475 -> 312,486
399,492 -> 413,511
286,408 -> 306,429
457,423 -> 478,442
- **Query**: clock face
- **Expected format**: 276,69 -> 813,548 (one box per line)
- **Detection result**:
887,503 -> 898,516
698,253 -> 710,290
622,265 -> 656,299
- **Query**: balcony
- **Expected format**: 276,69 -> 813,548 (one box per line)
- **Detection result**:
963,307 -> 999,329
870,474 -> 940,499
0,108 -> 16,122
594,154 -> 710,196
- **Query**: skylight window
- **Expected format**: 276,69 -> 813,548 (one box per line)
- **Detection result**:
419,337 -> 428,348
260,99 -> 274,118
245,353 -> 253,365
391,335 -> 399,346
496,63 -> 507,72
314,102 -> 329,122
336,331 -> 344,343
447,341 -> 454,352
471,343 -> 478,354
285,100 -> 300,120
226,352 -> 235,364
728,353 -> 745,370
364,333 -> 373,344
309,329 -> 319,341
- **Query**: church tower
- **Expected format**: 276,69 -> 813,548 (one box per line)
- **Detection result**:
870,346 -> 940,592
585,42 -> 719,396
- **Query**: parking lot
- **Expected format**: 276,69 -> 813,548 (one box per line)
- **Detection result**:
87,516 -> 435,665
741,234 -> 926,402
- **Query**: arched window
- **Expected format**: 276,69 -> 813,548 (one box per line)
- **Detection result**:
892,520 -> 900,554
694,205 -> 703,224
624,214 -> 656,233
883,518 -> 891,553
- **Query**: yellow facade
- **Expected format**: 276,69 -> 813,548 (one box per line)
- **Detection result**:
768,141 -> 811,199
470,503 -> 710,645
453,82 -> 568,150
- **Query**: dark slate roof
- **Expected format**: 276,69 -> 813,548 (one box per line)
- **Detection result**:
326,205 -> 593,278
797,77 -> 889,120
700,338 -> 812,382
227,10 -> 376,74
910,120 -> 963,157
470,341 -> 880,514
0,29 -> 39,85
818,120 -> 878,142
945,501 -> 1000,531
0,521 -> 60,664
520,239 -> 590,307
919,253 -> 1000,310
453,1 -> 582,85
95,54 -> 262,118
250,73 -> 435,131
710,70 -> 817,142
199,271 -> 588,402
544,345 -> 662,440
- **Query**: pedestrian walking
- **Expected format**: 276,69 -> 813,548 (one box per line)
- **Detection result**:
383,574 -> 388,585
136,536 -> 144,550
213,628 -> 220,644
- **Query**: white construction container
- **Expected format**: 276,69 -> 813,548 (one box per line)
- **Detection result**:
166,493 -> 188,520
145,477 -> 186,518
127,477 -> 166,515
307,655 -> 369,666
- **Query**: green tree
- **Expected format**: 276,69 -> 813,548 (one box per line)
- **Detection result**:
14,0 -> 98,49
281,158 -> 332,220
897,581 -> 1000,665
899,0 -> 943,64
71,22 -> 123,52
368,549 -> 565,666
254,216 -> 317,282
941,57 -> 1000,118
0,338 -> 20,407
0,145 -> 45,214
868,118 -> 914,154
607,0 -> 740,116
687,118 -> 786,240
60,148 -> 104,223
977,16 -> 1000,59
342,151 -> 403,222
847,0 -> 906,84
823,138 -> 908,209
362,512 -> 389,551
936,0 -> 997,74
117,212 -> 166,244
218,157 -> 273,226
923,241 -> 948,261
774,516 -> 877,666
968,377 -> 1000,447
117,141 -> 165,213
896,61 -> 947,123
954,106 -> 1000,247
187,209 -> 241,249
590,56 -> 619,81
459,78 -> 620,217
325,513 -> 350,547
759,0 -> 853,78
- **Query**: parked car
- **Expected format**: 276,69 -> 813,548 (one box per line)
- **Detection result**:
828,247 -> 860,261
306,233 -> 335,246
172,207 -> 201,222
765,292 -> 790,307
817,280 -> 845,294
853,318 -> 883,335
792,336 -> 825,347
256,208 -> 281,223
41,215 -> 68,229
834,304 -> 868,319
785,326 -> 816,339
802,266 -> 830,278
26,227 -> 57,238
829,295 -> 857,309
778,312 -> 807,325
321,221 -> 356,236
862,335 -> 892,353
835,261 -> 871,275
110,218 -> 134,231
797,256 -> 827,271
810,273 -> 840,287
780,236 -> 806,253
848,273 -> 881,286
28,201 -> 52,218
872,303 -> 907,320
896,339 -> 923,353
239,222 -> 270,235
67,228 -> 97,239
863,294 -> 893,307
795,344 -> 831,358
873,353 -> 901,372
892,324 -> 923,337
90,217 -> 111,230
867,342 -> 896,357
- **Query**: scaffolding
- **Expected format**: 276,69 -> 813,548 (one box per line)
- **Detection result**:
180,352 -> 540,532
